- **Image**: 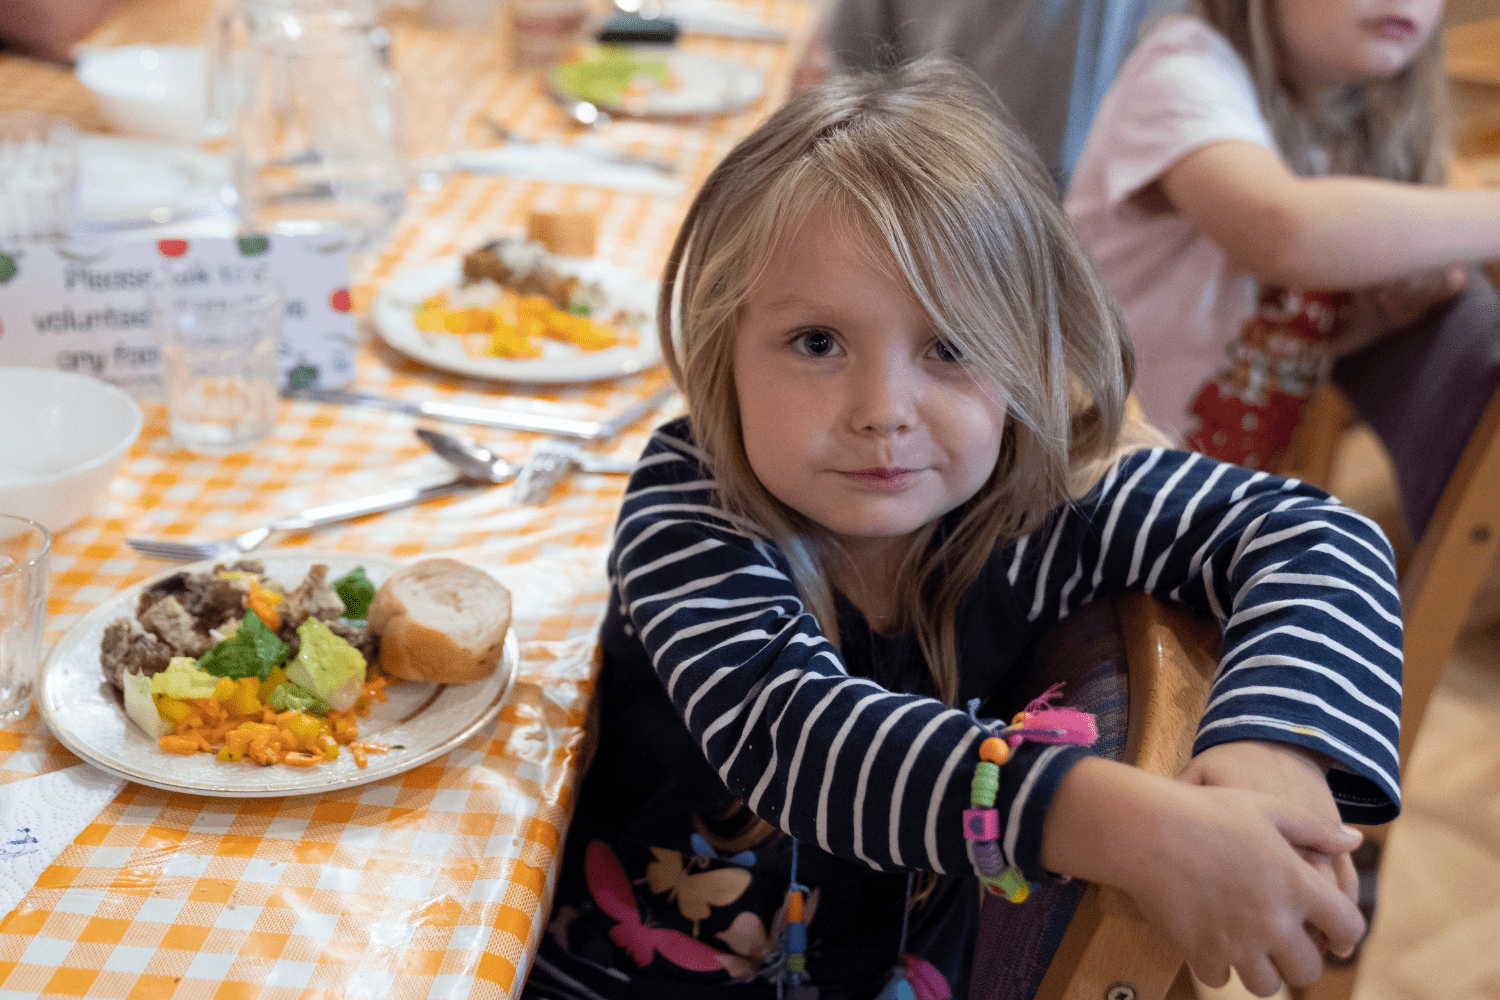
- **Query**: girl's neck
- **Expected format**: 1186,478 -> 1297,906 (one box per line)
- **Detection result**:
831,536 -> 909,635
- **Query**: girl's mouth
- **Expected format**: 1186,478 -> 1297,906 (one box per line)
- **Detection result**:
1368,16 -> 1417,42
843,468 -> 920,490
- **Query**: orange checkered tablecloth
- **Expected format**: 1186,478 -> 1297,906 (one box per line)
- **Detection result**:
0,2 -> 812,996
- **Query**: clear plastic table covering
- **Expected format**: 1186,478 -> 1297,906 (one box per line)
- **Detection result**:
0,2 -> 812,996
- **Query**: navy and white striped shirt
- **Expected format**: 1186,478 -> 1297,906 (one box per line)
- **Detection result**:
604,418 -> 1401,881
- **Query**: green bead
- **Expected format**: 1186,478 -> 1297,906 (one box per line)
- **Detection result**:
970,760 -> 999,808
787,954 -> 806,973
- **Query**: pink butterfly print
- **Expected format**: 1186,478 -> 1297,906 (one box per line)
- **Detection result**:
902,955 -> 952,1000
585,840 -> 728,973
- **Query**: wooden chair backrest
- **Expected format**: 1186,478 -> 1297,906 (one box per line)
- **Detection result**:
1391,384 -> 1500,767
1029,593 -> 1220,1000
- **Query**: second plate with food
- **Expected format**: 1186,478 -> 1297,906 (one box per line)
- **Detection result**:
550,50 -> 765,118
373,256 -> 662,383
39,552 -> 519,798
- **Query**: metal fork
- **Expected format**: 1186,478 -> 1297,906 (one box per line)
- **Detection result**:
512,440 -> 637,504
125,474 -> 472,562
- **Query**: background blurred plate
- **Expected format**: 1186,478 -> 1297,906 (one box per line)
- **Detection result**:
40,552 -> 519,797
77,135 -> 228,230
373,255 -> 662,383
551,50 -> 764,117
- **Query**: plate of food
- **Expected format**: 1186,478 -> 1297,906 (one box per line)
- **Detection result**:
549,47 -> 764,118
39,552 -> 519,797
372,236 -> 661,383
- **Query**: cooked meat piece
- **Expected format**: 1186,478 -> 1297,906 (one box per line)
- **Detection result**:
137,571 -> 190,617
137,568 -> 247,633
139,595 -> 214,657
327,620 -> 379,664
100,618 -> 176,691
461,237 -> 579,310
182,574 -> 249,631
277,565 -> 346,642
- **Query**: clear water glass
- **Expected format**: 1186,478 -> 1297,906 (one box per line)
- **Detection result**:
153,267 -> 284,454
0,111 -> 79,244
0,515 -> 50,724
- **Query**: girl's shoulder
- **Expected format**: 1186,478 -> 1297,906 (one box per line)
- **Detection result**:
1127,14 -> 1251,86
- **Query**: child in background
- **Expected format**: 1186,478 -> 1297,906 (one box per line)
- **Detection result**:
1065,0 -> 1500,463
525,61 -> 1396,1000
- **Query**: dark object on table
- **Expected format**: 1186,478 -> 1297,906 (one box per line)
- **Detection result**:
596,11 -> 679,45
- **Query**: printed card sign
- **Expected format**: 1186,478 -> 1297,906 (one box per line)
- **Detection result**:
0,235 -> 357,394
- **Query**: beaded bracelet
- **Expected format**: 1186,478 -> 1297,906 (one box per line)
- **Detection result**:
964,685 -> 1098,901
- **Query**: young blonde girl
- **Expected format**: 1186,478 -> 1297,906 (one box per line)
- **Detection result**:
1066,0 -> 1500,520
526,60 -> 1396,1000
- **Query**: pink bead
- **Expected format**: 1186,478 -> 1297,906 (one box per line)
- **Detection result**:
962,808 -> 999,841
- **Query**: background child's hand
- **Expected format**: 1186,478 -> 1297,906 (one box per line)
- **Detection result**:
1178,742 -> 1361,923
1336,264 -> 1468,355
1044,759 -> 1365,997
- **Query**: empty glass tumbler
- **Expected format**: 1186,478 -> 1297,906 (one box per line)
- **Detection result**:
152,265 -> 284,454
0,515 -> 49,724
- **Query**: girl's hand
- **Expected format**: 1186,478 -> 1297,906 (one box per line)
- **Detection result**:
1042,758 -> 1365,997
1179,741 -> 1361,929
1335,265 -> 1469,356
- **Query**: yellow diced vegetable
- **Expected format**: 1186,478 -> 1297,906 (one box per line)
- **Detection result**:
157,696 -> 193,724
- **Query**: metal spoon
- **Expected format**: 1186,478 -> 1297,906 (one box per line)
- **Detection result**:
416,428 -> 522,483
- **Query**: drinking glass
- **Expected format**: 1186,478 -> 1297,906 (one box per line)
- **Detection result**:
0,111 -> 80,244
209,0 -> 407,253
0,515 -> 50,725
152,265 -> 284,454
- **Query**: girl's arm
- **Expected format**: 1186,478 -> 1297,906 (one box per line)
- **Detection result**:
1158,139 -> 1500,288
1020,447 -> 1404,825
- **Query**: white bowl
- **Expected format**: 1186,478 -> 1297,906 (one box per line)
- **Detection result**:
76,45 -> 206,145
0,369 -> 144,535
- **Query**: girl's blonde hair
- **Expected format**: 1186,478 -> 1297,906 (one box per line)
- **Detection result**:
1190,0 -> 1452,182
659,59 -> 1137,705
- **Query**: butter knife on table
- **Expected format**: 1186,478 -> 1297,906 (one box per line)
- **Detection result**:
287,384 -> 677,441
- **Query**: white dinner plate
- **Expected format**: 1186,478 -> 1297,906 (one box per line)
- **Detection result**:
77,135 -> 229,230
39,552 -> 519,798
372,255 -> 662,383
550,51 -> 765,118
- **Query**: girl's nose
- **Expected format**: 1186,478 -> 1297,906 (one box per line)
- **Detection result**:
847,354 -> 918,436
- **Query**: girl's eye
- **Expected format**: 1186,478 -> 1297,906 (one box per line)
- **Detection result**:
792,329 -> 841,358
932,340 -> 964,362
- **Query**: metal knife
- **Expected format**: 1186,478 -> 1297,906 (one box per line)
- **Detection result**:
288,383 -> 677,441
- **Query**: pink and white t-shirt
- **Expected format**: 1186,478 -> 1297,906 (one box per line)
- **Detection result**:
1065,16 -> 1277,441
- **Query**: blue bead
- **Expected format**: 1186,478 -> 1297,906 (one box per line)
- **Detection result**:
785,922 -> 806,953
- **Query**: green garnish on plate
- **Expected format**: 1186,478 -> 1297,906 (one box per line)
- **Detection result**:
549,46 -> 671,107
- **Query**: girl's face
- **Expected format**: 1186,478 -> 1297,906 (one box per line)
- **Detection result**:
733,205 -> 1008,560
1274,0 -> 1442,90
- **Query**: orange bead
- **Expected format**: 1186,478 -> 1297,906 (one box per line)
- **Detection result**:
1011,711 -> 1030,726
785,890 -> 804,923
979,737 -> 1010,765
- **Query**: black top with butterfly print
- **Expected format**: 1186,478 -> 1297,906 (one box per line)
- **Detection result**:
526,417 -> 1402,1000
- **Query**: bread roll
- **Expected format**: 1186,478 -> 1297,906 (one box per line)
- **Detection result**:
525,209 -> 597,257
368,559 -> 511,684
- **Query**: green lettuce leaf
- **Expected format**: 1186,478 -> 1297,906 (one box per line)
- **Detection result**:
332,567 -> 375,620
267,681 -> 331,716
197,611 -> 289,680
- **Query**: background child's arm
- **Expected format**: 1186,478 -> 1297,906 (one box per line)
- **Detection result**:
1041,755 -> 1364,996
1158,139 -> 1500,290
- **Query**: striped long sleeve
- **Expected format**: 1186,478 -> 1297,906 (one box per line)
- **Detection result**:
608,421 -> 1402,879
